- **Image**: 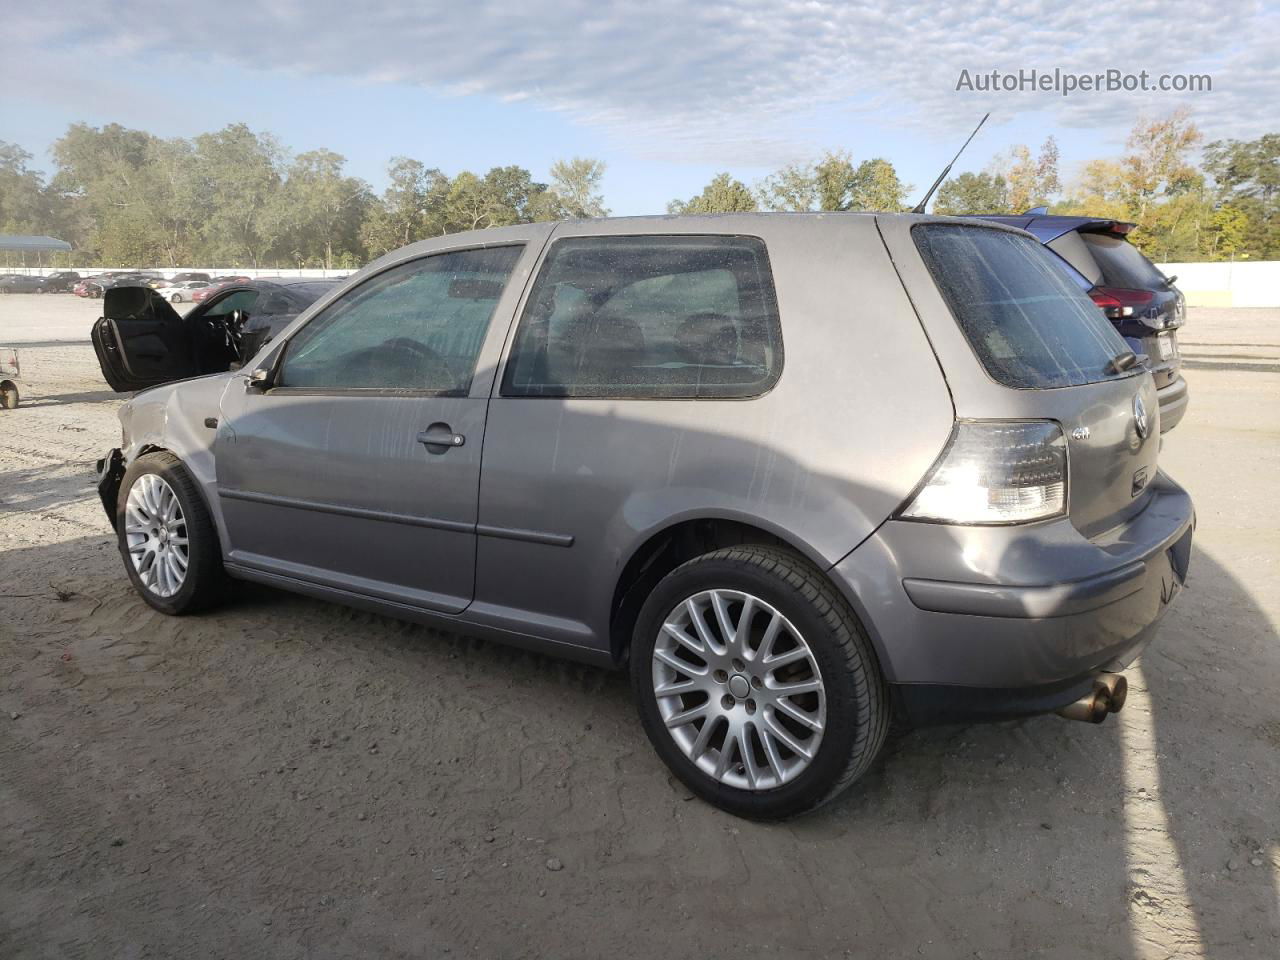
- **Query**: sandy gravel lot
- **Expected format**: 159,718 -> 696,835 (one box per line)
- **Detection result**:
2,296 -> 1278,959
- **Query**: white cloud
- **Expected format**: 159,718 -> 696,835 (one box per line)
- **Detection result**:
11,0 -> 1278,163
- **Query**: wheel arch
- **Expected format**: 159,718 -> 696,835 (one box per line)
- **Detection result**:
608,515 -> 832,665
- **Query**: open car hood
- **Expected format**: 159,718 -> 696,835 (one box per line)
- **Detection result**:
104,285 -> 184,325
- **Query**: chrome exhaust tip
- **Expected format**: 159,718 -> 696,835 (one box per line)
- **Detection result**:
1058,687 -> 1111,723
1094,672 -> 1128,713
1056,673 -> 1128,724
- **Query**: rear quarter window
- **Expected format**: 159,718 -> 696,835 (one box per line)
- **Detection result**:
502,235 -> 782,399
914,224 -> 1133,389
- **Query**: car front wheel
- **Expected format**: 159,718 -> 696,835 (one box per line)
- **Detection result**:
116,451 -> 226,615
631,545 -> 888,820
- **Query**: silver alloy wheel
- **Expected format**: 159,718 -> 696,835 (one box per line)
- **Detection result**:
124,473 -> 190,598
652,589 -> 826,791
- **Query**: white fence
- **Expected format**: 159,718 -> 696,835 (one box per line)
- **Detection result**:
1154,261 -> 1278,308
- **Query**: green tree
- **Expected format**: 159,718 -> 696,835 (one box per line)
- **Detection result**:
932,171 -> 1009,215
192,124 -> 286,267
757,161 -> 819,212
278,149 -> 371,268
1119,111 -> 1203,226
994,136 -> 1060,212
668,173 -> 758,214
0,141 -> 51,234
50,123 -> 172,264
443,171 -> 503,231
360,158 -> 452,255
848,157 -> 909,211
1204,134 -> 1280,259
548,157 -> 608,218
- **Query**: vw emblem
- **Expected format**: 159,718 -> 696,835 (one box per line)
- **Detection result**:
1133,393 -> 1151,440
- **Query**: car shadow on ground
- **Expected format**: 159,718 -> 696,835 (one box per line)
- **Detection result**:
18,388 -> 121,405
1,531 -> 1276,958
0,464 -> 103,517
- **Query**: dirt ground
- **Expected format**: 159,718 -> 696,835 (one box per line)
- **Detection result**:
1,296 -> 1277,960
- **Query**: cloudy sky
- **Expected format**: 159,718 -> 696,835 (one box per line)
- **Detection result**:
4,0 -> 1276,213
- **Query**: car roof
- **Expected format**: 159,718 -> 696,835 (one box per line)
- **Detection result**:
249,276 -> 343,287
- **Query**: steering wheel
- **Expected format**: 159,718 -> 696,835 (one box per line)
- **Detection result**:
374,337 -> 460,390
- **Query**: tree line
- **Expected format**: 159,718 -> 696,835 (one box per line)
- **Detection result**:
0,123 -> 608,269
1,112 -> 1276,268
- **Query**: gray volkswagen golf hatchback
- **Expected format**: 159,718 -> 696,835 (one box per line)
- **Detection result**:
96,214 -> 1194,819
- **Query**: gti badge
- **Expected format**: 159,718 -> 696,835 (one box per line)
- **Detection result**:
1071,426 -> 1091,441
1133,393 -> 1151,440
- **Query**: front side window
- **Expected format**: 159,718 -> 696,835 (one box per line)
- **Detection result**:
278,245 -> 523,392
914,225 -> 1133,389
502,235 -> 782,398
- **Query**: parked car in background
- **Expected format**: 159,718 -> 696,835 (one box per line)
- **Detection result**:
40,270 -> 82,293
0,274 -> 49,294
75,273 -> 150,298
161,280 -> 211,303
969,213 -> 1188,433
191,277 -> 252,303
92,215 -> 1193,820
92,276 -> 341,391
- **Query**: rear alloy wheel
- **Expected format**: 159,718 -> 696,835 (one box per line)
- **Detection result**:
170,293 -> 183,303
632,545 -> 888,820
116,451 -> 226,615
652,588 -> 826,791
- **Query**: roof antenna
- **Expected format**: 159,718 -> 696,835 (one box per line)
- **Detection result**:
911,113 -> 990,214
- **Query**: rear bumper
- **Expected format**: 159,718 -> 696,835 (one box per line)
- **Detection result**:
1157,375 -> 1189,433
831,471 -> 1194,724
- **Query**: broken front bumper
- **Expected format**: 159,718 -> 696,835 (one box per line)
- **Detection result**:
95,448 -> 124,531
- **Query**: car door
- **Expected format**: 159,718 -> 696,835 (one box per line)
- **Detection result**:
213,242 -> 530,614
91,286 -> 201,391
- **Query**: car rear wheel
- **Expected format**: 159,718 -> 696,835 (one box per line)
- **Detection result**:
116,451 -> 226,615
170,293 -> 183,303
631,545 -> 888,820
1,380 -> 18,409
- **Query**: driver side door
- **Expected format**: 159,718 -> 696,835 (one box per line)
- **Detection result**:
213,244 -> 526,614
92,286 -> 198,391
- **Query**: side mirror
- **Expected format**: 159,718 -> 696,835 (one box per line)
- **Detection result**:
246,367 -> 272,392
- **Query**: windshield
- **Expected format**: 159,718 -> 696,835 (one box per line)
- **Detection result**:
914,224 -> 1134,389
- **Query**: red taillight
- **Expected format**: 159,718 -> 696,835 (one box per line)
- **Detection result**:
1089,285 -> 1152,319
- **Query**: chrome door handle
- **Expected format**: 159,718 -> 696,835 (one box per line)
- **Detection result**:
417,423 -> 465,451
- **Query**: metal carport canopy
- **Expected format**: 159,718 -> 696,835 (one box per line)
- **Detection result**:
0,235 -> 73,252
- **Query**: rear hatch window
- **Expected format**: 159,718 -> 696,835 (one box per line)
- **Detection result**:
1081,232 -> 1167,288
914,224 -> 1134,389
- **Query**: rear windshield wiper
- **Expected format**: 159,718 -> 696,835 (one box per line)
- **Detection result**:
1106,351 -> 1139,375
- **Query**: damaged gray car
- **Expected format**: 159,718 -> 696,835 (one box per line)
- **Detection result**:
95,214 -> 1194,819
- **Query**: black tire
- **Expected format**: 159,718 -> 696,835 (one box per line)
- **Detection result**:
631,544 -> 889,820
170,293 -> 183,303
0,381 -> 18,409
115,451 -> 227,615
